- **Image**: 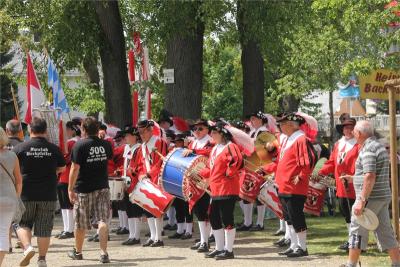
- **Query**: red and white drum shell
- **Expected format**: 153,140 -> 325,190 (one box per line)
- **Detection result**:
129,179 -> 175,218
304,181 -> 327,216
239,169 -> 265,203
257,180 -> 283,219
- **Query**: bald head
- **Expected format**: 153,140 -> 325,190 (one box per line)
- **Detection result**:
5,119 -> 21,137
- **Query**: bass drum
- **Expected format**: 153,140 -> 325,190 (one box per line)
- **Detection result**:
245,132 -> 277,171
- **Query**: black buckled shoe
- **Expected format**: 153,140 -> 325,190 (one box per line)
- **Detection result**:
168,232 -> 184,239
215,250 -> 234,260
236,224 -> 252,231
59,232 -> 74,239
208,235 -> 215,243
250,224 -> 264,232
190,242 -> 201,250
142,238 -> 154,247
150,240 -> 164,247
197,243 -> 209,253
287,247 -> 308,257
274,229 -> 285,236
116,228 -> 129,235
273,237 -> 289,247
278,247 -> 293,255
205,249 -> 224,258
181,233 -> 192,240
122,238 -> 141,245
87,234 -> 98,242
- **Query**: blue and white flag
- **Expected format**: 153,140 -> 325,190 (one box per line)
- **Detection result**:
48,58 -> 69,118
337,80 -> 360,98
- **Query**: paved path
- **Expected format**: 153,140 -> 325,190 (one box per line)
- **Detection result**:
2,217 -> 374,267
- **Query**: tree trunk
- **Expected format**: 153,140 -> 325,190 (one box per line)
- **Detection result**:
92,1 -> 132,127
165,8 -> 204,120
237,0 -> 265,117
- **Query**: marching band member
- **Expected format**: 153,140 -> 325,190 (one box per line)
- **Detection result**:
318,118 -> 359,251
168,134 -> 194,241
199,121 -> 243,260
274,112 -> 316,258
119,126 -> 144,246
182,119 -> 214,252
56,121 -> 80,240
238,111 -> 270,232
136,120 -> 169,247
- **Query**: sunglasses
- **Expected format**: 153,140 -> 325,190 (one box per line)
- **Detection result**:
193,127 -> 205,131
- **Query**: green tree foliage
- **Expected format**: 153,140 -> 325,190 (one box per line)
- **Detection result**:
0,51 -> 19,127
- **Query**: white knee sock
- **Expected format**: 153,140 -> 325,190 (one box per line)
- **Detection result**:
284,221 -> 290,240
289,226 -> 298,250
297,230 -> 307,250
122,211 -> 128,229
198,221 -> 208,244
279,219 -> 286,232
155,217 -> 163,241
61,209 -> 68,232
347,223 -> 351,236
118,210 -> 123,228
167,207 -> 176,225
147,218 -> 156,241
213,229 -> 224,251
177,223 -> 185,234
185,222 -> 193,235
67,209 -> 74,233
243,203 -> 253,226
224,228 -> 236,252
128,218 -> 136,239
134,218 -> 141,239
256,205 -> 266,226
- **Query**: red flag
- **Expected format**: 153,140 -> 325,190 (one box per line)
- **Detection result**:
24,53 -> 46,124
58,120 -> 65,153
132,90 -> 139,126
133,32 -> 141,55
128,49 -> 135,84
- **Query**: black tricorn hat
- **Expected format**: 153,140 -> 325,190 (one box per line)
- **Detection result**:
276,112 -> 306,124
137,120 -> 154,128
336,118 -> 356,135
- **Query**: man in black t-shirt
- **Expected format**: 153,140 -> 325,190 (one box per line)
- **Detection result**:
67,117 -> 113,264
13,117 -> 66,267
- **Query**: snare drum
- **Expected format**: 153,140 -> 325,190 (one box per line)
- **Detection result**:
304,181 -> 326,216
159,148 -> 207,211
129,179 -> 175,218
239,169 -> 265,203
109,177 -> 125,201
257,181 -> 283,219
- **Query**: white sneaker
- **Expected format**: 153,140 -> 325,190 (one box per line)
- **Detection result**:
37,259 -> 47,267
20,245 -> 35,266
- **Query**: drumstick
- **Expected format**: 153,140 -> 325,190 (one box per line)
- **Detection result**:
152,147 -> 166,160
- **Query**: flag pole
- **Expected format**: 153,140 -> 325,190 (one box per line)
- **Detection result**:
10,85 -> 24,140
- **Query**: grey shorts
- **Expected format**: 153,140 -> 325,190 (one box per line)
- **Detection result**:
348,199 -> 398,251
74,188 -> 110,230
19,201 -> 57,237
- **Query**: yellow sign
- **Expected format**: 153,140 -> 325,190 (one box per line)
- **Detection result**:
359,69 -> 400,100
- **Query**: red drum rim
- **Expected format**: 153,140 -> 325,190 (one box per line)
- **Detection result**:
182,155 -> 207,201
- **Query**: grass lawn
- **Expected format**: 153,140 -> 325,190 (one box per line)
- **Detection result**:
234,206 -> 392,266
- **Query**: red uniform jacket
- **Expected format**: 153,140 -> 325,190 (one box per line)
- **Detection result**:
126,146 -> 142,193
275,131 -> 313,196
318,137 -> 359,199
112,145 -> 125,175
137,136 -> 168,184
188,135 -> 214,157
199,142 -> 243,199
59,137 -> 79,184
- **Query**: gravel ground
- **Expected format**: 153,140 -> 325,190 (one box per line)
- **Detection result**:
2,216 -> 377,267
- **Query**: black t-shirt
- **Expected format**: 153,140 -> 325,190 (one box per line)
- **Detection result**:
71,136 -> 113,193
13,137 -> 66,201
